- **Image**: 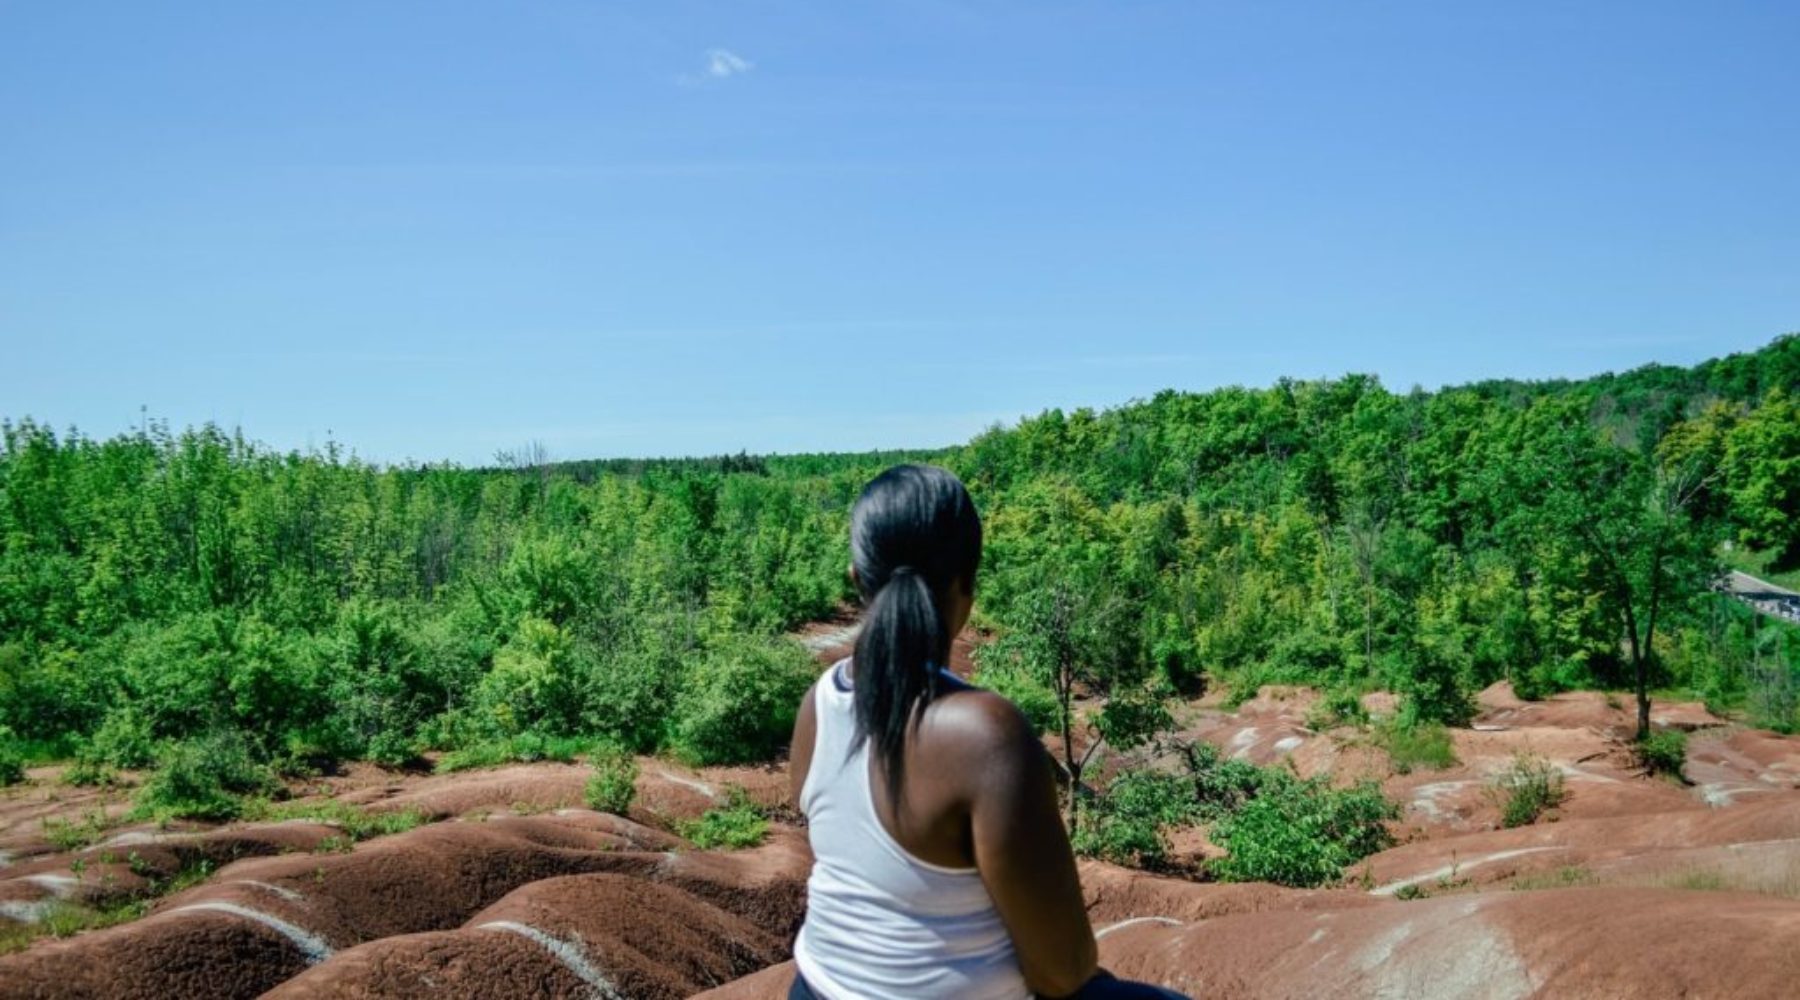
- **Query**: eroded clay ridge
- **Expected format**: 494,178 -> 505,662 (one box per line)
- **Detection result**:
6,683 -> 1800,998
0,811 -> 807,1000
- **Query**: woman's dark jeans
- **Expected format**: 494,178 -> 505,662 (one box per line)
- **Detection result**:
788,968 -> 1189,999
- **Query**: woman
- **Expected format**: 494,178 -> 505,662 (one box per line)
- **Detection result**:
788,465 -> 1185,999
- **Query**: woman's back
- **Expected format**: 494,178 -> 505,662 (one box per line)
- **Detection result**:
793,658 -> 1029,1000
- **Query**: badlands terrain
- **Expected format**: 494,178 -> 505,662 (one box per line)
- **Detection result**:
3,626 -> 1800,999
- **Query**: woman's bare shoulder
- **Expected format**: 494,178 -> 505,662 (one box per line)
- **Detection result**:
924,685 -> 1041,761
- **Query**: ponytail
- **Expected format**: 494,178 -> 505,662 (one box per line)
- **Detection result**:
847,466 -> 982,814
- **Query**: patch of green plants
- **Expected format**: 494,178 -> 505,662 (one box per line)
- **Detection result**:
1510,865 -> 1594,891
1209,773 -> 1397,888
678,789 -> 768,850
0,725 -> 26,786
245,799 -> 428,841
0,897 -> 148,955
665,637 -> 816,766
1664,868 -> 1728,892
132,733 -> 279,822
1374,719 -> 1459,774
1304,690 -> 1369,731
41,808 -> 111,851
1070,770 -> 1205,868
58,756 -> 121,788
583,742 -> 639,816
434,732 -> 586,774
1635,729 -> 1688,780
1487,751 -> 1567,828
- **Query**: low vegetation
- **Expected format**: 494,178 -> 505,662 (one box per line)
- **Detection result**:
678,789 -> 768,850
583,742 -> 639,816
1374,719 -> 1459,774
1072,742 -> 1397,888
1488,752 -> 1568,828
1635,729 -> 1689,780
0,336 -> 1796,895
132,733 -> 279,822
0,725 -> 25,786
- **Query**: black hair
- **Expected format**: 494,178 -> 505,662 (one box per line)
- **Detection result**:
848,464 -> 983,813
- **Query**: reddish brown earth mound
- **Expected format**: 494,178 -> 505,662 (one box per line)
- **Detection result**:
1097,888 -> 1800,999
9,672 -> 1800,1000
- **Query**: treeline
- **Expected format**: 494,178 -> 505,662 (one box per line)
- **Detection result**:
0,424 -> 872,776
962,335 -> 1800,737
2,335 -> 1798,795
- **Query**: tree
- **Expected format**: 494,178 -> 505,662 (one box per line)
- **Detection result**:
1723,390 -> 1800,565
977,562 -> 1171,833
1519,405 -> 1717,739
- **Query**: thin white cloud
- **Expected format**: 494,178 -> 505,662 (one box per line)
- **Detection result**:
706,48 -> 753,78
679,48 -> 753,86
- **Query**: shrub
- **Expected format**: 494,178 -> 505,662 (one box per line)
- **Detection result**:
1070,807 -> 1166,867
1305,690 -> 1368,731
971,659 -> 1060,736
1636,729 -> 1688,780
435,733 -> 586,774
667,636 -> 814,766
577,621 -> 686,753
1488,752 -> 1567,828
470,617 -> 585,737
1375,719 -> 1458,774
1179,740 -> 1267,819
133,733 -> 278,822
59,754 -> 119,788
679,789 -> 767,849
1071,769 -> 1204,867
245,799 -> 427,841
88,708 -> 159,770
0,726 -> 24,786
1211,774 -> 1396,888
584,743 -> 639,815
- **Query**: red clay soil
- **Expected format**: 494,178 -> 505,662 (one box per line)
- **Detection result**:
1097,887 -> 1800,1000
266,828 -> 810,1000
699,887 -> 1800,1000
0,821 -> 341,923
11,672 -> 1800,1000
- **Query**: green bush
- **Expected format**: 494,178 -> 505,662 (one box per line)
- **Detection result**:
1305,690 -> 1369,730
679,789 -> 767,849
1071,769 -> 1204,867
245,799 -> 427,841
435,732 -> 586,774
0,725 -> 25,786
584,743 -> 639,815
1636,729 -> 1688,780
59,753 -> 119,788
1211,774 -> 1396,887
1375,719 -> 1458,774
1488,752 -> 1567,828
971,659 -> 1060,736
576,620 -> 687,753
88,709 -> 158,769
1071,807 -> 1166,866
470,617 -> 587,737
134,733 -> 279,822
1179,740 -> 1267,819
667,636 -> 814,766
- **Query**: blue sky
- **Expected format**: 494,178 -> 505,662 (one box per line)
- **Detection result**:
3,2 -> 1796,465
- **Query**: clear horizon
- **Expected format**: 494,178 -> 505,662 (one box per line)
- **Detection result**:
5,3 -> 1796,465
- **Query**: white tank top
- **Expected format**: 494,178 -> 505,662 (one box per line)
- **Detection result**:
793,659 -> 1030,1000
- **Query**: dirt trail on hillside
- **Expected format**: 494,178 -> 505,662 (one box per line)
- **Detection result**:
9,649 -> 1800,998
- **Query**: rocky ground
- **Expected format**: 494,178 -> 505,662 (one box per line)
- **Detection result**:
4,629 -> 1800,999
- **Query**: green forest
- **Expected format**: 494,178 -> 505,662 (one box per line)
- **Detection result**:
3,336 -> 1799,840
